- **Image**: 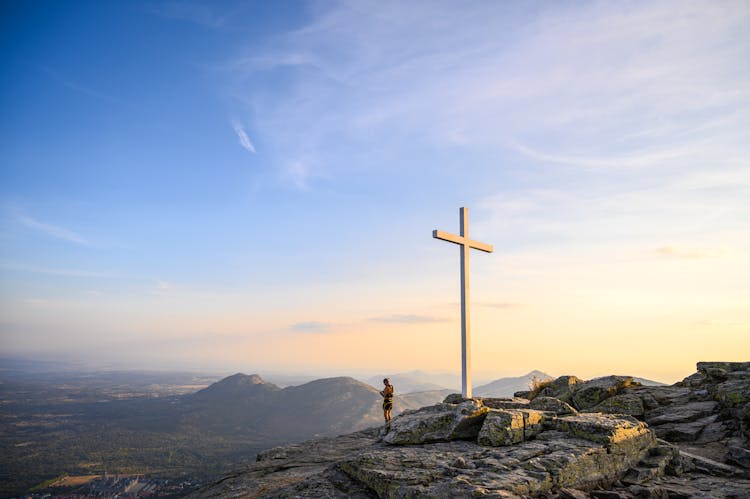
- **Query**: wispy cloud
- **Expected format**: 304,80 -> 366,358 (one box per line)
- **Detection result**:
0,263 -> 107,278
228,1 -> 750,190
149,2 -> 233,29
655,246 -> 720,260
147,280 -> 173,296
17,215 -> 89,245
369,314 -> 449,324
290,321 -> 330,333
284,159 -> 312,190
37,66 -> 113,101
22,298 -> 51,306
479,302 -> 524,310
692,319 -> 746,328
231,120 -> 256,154
509,141 -> 694,170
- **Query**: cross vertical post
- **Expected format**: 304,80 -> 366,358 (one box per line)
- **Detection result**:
433,207 -> 493,398
459,207 -> 470,398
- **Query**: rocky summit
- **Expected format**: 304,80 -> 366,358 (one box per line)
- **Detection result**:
191,362 -> 750,498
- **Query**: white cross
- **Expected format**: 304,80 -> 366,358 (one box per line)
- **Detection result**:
433,207 -> 493,398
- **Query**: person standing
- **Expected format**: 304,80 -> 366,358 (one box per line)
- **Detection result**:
380,378 -> 394,423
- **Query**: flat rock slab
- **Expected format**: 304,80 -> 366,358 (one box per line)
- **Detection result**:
482,397 -> 532,410
646,400 -> 718,425
340,434 -> 651,497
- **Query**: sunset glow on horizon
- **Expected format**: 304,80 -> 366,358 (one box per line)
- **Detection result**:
1,1 -> 748,384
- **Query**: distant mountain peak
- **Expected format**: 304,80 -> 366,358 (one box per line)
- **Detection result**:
192,373 -> 280,401
220,373 -> 266,386
474,370 -> 554,398
526,370 -> 553,379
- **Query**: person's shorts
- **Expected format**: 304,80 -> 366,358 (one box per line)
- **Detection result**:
383,399 -> 393,411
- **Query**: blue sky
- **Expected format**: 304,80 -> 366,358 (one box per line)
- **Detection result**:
1,1 -> 749,382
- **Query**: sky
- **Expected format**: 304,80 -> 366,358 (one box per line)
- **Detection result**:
1,0 -> 748,384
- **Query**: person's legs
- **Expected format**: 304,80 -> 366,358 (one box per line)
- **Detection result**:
383,400 -> 392,422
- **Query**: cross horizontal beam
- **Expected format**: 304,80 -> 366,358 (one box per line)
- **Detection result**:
432,230 -> 494,253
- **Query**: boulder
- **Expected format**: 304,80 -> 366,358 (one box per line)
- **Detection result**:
477,409 -> 545,446
534,375 -> 582,402
590,392 -> 645,417
382,400 -> 489,445
529,396 -> 579,415
570,375 -> 635,410
477,409 -> 525,446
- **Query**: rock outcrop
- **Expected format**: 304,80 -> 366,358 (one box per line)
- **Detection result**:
381,400 -> 489,444
191,362 -> 750,498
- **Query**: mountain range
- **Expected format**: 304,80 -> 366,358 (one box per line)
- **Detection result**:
474,369 -> 552,397
183,374 -> 458,440
176,369 -> 576,440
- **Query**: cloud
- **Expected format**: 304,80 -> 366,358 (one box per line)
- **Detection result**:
290,321 -> 330,332
0,263 -> 106,278
692,319 -> 746,328
37,65 -> 113,101
284,159 -> 311,189
149,2 -> 231,29
655,246 -> 720,260
22,298 -> 50,306
508,141 -> 694,170
18,215 -> 89,245
479,302 -> 524,309
231,120 -> 256,154
227,0 -> 750,185
369,314 -> 449,324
